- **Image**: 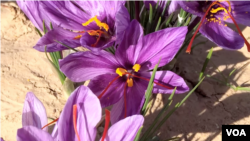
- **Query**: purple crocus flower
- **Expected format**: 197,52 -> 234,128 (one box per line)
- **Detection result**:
144,0 -> 180,15
17,86 -> 144,141
17,1 -> 129,52
17,92 -> 58,141
59,20 -> 189,124
178,1 -> 250,52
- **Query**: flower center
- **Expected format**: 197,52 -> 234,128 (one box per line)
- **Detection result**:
186,1 -> 250,53
73,16 -> 110,47
116,64 -> 141,87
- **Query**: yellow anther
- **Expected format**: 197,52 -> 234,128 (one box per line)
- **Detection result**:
210,7 -> 228,14
116,68 -> 127,77
132,64 -> 141,72
82,16 -> 109,31
127,78 -> 133,87
73,35 -> 82,39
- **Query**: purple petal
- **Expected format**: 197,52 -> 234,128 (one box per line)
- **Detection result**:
33,27 -> 81,52
140,71 -> 189,94
74,1 -> 105,17
100,0 -> 126,24
51,122 -> 58,140
103,115 -> 144,141
168,1 -> 180,14
1,138 -> 4,141
88,74 -> 124,107
58,86 -> 101,141
80,33 -> 115,51
115,5 -> 130,45
17,1 -> 53,31
17,126 -> 54,141
178,1 -> 204,17
115,20 -> 144,68
22,92 -> 47,131
111,80 -> 147,124
199,20 -> 244,50
136,27 -> 187,70
59,50 -> 120,82
216,1 -> 250,26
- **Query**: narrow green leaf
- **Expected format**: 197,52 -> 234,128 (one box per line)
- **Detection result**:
199,47 -> 213,81
55,40 -> 78,52
43,20 -> 47,34
35,28 -> 43,37
183,15 -> 192,26
63,77 -> 75,97
141,87 -> 176,140
146,4 -> 153,34
161,0 -> 170,17
164,13 -> 173,27
50,22 -> 53,30
191,40 -> 208,51
235,87 -> 250,92
155,17 -> 162,31
148,77 -> 205,138
141,58 -> 161,114
134,126 -> 143,141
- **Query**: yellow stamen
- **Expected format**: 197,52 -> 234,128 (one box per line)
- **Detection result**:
82,16 -> 109,31
116,68 -> 127,77
210,7 -> 228,14
127,78 -> 133,87
132,64 -> 141,72
73,35 -> 82,39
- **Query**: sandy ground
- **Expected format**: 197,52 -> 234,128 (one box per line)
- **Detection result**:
1,2 -> 250,141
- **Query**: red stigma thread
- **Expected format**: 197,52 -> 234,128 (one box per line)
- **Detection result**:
124,72 -> 173,89
186,1 -> 218,53
98,76 -> 120,99
41,118 -> 59,129
123,77 -> 129,118
73,105 -> 81,141
216,3 -> 250,52
101,109 -> 110,141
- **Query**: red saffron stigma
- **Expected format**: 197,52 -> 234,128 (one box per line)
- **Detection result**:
101,109 -> 110,141
124,73 -> 173,89
123,77 -> 129,118
216,3 -> 250,52
186,1 -> 218,53
98,76 -> 120,99
41,118 -> 59,129
73,105 -> 81,141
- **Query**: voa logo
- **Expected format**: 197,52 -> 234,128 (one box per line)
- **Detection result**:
226,129 -> 246,136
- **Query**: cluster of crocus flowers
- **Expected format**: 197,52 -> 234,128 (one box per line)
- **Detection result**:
17,1 -> 130,52
178,1 -> 250,52
59,20 -> 189,123
16,86 -> 144,141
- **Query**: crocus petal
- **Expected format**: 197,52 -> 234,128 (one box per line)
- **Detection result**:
199,20 -> 244,50
177,1 -> 204,17
58,86 -> 101,141
17,126 -> 54,141
168,0 -> 180,14
115,20 -> 144,68
140,71 -> 189,94
115,5 -> 130,45
103,115 -> 144,141
33,27 -> 81,52
17,1 -> 54,31
51,122 -> 58,140
111,80 -> 147,124
80,33 -> 115,51
59,50 -> 120,82
136,27 -> 187,70
220,0 -> 250,26
100,0 -> 126,22
22,92 -> 47,131
88,74 -> 124,107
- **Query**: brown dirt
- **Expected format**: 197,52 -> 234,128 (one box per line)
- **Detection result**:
1,2 -> 250,141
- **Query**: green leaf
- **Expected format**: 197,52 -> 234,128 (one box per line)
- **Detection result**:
134,126 -> 143,141
141,58 -> 161,115
35,28 -> 43,37
235,87 -> 250,92
146,4 -> 153,34
43,20 -> 47,34
50,22 -> 53,30
199,47 -> 213,81
161,0 -> 170,17
63,77 -> 75,97
155,17 -> 162,31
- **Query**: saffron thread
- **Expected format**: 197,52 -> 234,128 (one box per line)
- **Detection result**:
73,105 -> 81,141
101,109 -> 110,141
